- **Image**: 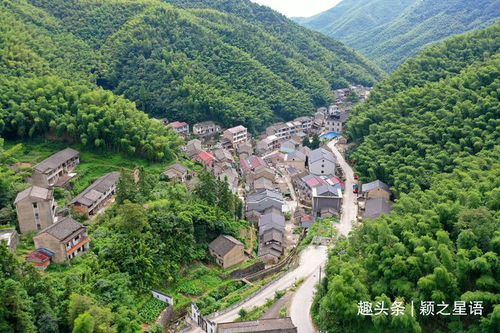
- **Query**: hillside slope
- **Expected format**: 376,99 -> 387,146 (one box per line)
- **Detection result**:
312,24 -> 500,333
296,0 -> 500,71
25,0 -> 382,131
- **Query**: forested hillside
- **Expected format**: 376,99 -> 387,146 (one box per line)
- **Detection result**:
312,25 -> 500,332
296,0 -> 499,71
22,0 -> 382,132
0,0 -> 183,161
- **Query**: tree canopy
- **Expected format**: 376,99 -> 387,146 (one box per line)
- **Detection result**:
312,25 -> 500,333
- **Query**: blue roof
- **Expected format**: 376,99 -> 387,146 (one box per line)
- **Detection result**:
320,132 -> 341,140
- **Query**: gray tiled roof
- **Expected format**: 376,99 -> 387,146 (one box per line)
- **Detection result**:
309,148 -> 336,164
38,216 -> 84,241
209,235 -> 243,257
166,163 -> 188,174
14,186 -> 53,204
262,228 -> 283,244
364,198 -> 393,220
247,189 -> 283,203
361,180 -> 391,193
313,184 -> 342,197
287,150 -> 306,161
33,148 -> 79,173
69,172 -> 120,207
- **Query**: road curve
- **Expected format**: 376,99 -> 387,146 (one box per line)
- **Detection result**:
288,139 -> 358,332
186,246 -> 328,333
187,139 -> 356,333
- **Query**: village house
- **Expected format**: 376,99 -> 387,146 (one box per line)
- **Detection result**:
26,248 -> 54,270
213,148 -> 234,165
364,197 -> 394,220
69,172 -> 120,217
163,163 -> 188,182
258,241 -> 283,264
246,189 -> 284,224
308,147 -> 337,176
192,121 -> 221,137
247,189 -> 283,213
217,167 -> 239,194
361,180 -> 392,200
33,216 -> 89,263
239,155 -> 268,177
236,141 -> 254,158
313,112 -> 326,130
312,184 -> 343,219
264,151 -> 285,166
251,166 -> 275,183
258,211 -> 285,235
169,121 -> 190,136
31,148 -> 79,187
327,104 -> 339,116
0,228 -> 19,252
223,125 -> 248,148
325,112 -> 348,133
184,139 -> 203,158
208,235 -> 245,268
280,139 -> 300,153
295,116 -> 313,133
194,151 -> 216,171
218,317 -> 297,333
256,135 -> 279,155
266,122 -> 290,140
284,150 -> 306,172
15,186 -> 57,233
253,176 -> 274,191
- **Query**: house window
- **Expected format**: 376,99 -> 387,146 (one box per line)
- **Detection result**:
32,202 -> 38,208
36,224 -> 41,230
34,213 -> 40,221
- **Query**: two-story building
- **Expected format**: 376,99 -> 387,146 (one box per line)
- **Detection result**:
15,186 -> 57,233
68,172 -> 120,218
208,235 -> 245,268
169,121 -> 190,136
223,125 -> 248,148
30,148 -> 79,187
33,216 -> 89,263
308,148 -> 337,176
312,184 -> 343,219
192,121 -> 221,137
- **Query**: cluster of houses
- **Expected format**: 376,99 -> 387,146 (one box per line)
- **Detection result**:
5,148 -> 120,270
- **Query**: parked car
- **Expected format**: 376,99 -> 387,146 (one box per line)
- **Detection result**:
353,174 -> 359,180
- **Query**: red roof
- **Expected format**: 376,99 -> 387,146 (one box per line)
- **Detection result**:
305,176 -> 328,188
239,155 -> 267,170
301,215 -> 313,222
26,248 -> 54,263
196,151 -> 215,164
170,121 -> 188,128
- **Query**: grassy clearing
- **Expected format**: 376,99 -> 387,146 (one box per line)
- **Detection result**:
298,217 -> 338,251
237,289 -> 286,321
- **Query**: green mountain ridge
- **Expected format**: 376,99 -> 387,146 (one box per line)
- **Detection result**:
312,24 -> 500,333
295,0 -> 500,71
15,0 -> 383,132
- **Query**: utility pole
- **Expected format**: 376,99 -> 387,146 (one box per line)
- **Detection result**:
319,266 -> 322,283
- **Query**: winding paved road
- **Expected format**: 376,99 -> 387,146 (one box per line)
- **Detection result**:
187,246 -> 327,333
288,139 -> 358,332
187,139 -> 357,333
